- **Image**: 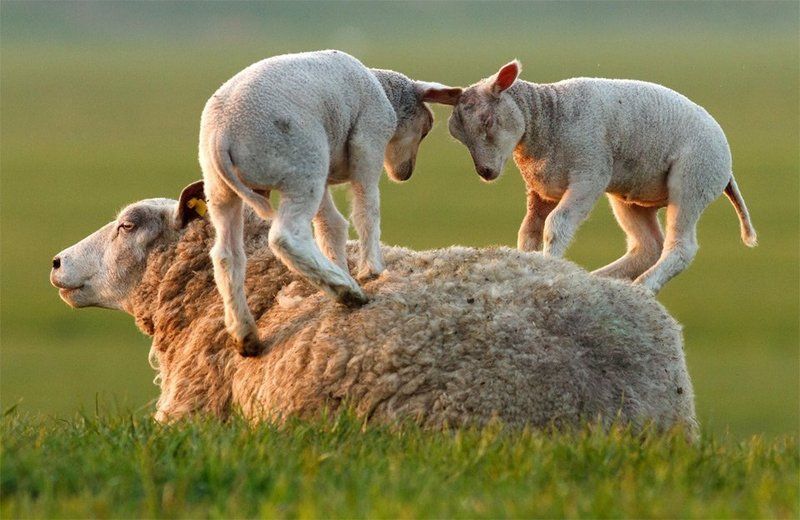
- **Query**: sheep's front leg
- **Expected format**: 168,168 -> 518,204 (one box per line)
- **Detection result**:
518,188 -> 557,252
348,137 -> 386,280
208,195 -> 263,357
313,187 -> 349,272
542,178 -> 604,257
270,180 -> 367,307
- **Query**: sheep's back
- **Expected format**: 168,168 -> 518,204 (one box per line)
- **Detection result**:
223,239 -> 695,433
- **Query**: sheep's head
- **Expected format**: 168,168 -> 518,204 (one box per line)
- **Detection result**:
426,60 -> 526,182
50,182 -> 206,313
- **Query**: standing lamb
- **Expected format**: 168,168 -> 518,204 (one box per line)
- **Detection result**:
200,50 -> 445,356
49,185 -> 697,435
425,60 -> 757,293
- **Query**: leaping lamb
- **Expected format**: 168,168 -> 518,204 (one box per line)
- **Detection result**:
424,60 -> 757,293
199,50 -> 447,356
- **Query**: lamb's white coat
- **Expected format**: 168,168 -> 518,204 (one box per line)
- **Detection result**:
199,50 -> 436,355
430,61 -> 757,293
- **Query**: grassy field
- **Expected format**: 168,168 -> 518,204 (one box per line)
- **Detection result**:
1,3 -> 798,515
2,411 -> 798,518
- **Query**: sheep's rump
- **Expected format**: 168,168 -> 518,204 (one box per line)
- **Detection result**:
145,214 -> 696,433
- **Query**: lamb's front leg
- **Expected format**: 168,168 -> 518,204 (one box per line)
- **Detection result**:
350,180 -> 383,280
348,137 -> 386,281
542,178 -> 605,257
518,188 -> 557,252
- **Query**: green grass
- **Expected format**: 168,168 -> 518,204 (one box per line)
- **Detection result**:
1,1 -> 798,440
1,6 -> 798,515
2,411 -> 797,518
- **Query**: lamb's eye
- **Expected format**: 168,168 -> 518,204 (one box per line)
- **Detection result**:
118,221 -> 136,232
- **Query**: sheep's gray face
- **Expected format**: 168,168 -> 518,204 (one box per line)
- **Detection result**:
50,199 -> 177,312
50,182 -> 207,313
383,99 -> 434,182
447,61 -> 525,182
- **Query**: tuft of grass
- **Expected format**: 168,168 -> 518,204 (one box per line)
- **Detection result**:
2,411 -> 798,519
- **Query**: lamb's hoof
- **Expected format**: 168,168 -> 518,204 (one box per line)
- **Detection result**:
237,331 -> 267,358
338,288 -> 369,308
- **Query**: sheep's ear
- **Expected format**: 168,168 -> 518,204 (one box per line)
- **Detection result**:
488,59 -> 521,96
175,180 -> 207,228
416,81 -> 463,106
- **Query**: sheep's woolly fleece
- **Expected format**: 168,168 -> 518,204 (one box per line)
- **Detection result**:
130,211 -> 696,433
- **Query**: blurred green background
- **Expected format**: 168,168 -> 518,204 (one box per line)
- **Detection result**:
1,1 -> 797,438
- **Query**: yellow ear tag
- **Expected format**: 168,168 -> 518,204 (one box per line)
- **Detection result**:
187,198 -> 207,217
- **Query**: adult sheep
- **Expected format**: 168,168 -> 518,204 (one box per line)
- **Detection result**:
49,183 -> 697,434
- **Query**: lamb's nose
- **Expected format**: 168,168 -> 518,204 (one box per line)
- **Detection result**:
52,256 -> 61,270
477,166 -> 498,181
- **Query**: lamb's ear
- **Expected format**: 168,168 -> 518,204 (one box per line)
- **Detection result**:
416,81 -> 463,106
488,59 -> 521,96
175,180 -> 207,228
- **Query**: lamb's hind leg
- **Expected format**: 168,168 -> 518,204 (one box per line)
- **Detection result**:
208,192 -> 263,357
270,177 -> 367,307
593,197 -> 663,280
634,156 -> 723,292
313,187 -> 349,272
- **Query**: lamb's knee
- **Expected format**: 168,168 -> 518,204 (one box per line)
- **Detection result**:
212,240 -> 246,269
268,228 -> 294,256
210,244 -> 233,270
666,238 -> 698,265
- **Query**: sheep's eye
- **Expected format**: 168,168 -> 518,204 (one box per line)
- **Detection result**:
118,221 -> 136,232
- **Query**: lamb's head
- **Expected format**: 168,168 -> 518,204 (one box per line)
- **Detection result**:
50,182 -> 206,312
373,68 -> 460,182
426,60 -> 525,182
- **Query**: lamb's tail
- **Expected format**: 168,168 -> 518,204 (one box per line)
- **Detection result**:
723,175 -> 757,247
204,131 -> 274,221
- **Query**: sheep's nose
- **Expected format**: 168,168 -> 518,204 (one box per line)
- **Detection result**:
52,256 -> 61,270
